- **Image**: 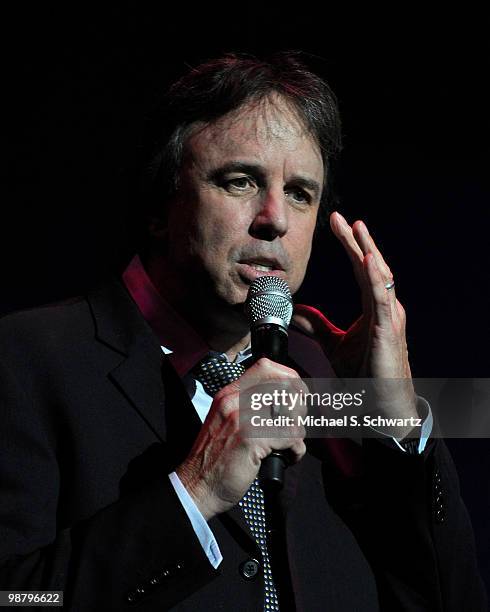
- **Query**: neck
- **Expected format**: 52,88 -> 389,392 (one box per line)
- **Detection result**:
209,332 -> 251,362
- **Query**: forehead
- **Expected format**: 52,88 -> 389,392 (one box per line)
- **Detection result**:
184,95 -> 324,177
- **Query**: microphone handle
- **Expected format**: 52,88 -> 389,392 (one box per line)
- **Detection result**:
251,324 -> 290,492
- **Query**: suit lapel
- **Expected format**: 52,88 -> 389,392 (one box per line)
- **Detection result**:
87,279 -> 167,442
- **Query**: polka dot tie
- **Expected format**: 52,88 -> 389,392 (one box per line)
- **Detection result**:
239,480 -> 280,611
193,355 -> 280,611
194,356 -> 246,397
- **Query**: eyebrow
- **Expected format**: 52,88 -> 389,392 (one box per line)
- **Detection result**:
207,162 -> 322,199
207,162 -> 267,183
285,175 -> 322,200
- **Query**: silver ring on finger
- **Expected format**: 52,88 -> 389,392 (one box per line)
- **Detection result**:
384,280 -> 395,291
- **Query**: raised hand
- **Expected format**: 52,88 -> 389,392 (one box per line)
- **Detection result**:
293,211 -> 417,424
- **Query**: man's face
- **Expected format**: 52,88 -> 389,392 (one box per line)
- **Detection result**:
161,95 -> 324,317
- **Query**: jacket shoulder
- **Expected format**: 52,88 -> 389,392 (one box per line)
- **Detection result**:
0,295 -> 93,359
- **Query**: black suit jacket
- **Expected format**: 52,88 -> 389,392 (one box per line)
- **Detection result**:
0,279 -> 486,611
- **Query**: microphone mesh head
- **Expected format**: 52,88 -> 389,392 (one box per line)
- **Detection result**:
245,276 -> 293,329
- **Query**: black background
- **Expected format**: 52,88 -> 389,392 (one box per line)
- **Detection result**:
3,4 -> 489,593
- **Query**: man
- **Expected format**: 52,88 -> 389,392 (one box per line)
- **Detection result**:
0,53 -> 486,611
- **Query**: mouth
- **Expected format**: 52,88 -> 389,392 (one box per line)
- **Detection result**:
249,263 -> 274,272
236,258 -> 286,283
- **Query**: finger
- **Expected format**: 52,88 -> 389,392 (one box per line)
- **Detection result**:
288,438 -> 307,464
247,357 -> 303,384
364,253 -> 393,327
351,219 -> 398,320
330,212 -> 372,313
266,436 -> 306,464
330,212 -> 365,282
352,220 -> 395,295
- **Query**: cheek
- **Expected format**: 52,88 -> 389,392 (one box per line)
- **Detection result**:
286,222 -> 315,282
188,200 -> 244,262
290,217 -> 315,258
290,238 -> 312,272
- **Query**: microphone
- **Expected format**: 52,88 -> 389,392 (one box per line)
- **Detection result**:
245,276 -> 293,491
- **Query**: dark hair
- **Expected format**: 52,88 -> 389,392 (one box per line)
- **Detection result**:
136,52 -> 342,246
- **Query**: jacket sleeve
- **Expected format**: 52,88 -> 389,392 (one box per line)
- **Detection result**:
0,357 -> 218,611
322,436 -> 488,611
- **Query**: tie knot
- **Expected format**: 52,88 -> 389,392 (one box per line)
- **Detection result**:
193,355 -> 245,397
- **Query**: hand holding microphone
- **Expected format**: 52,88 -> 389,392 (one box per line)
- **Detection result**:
176,276 -> 306,519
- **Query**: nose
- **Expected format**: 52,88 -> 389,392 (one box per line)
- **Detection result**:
249,188 -> 288,241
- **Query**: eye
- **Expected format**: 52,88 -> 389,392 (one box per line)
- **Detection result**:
224,176 -> 255,191
285,188 -> 311,205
